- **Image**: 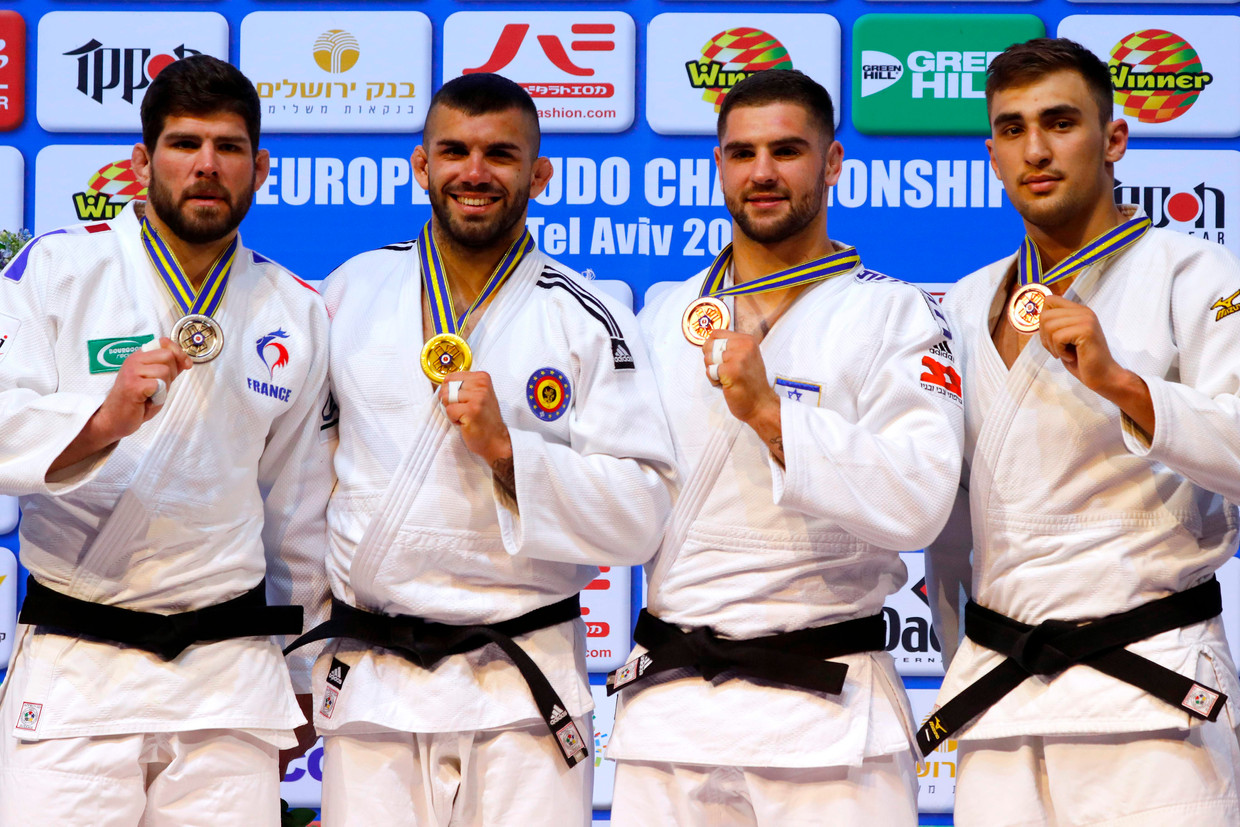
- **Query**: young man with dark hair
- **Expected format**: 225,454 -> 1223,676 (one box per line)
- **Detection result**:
0,54 -> 333,826
606,68 -> 963,826
295,72 -> 675,826
925,36 -> 1240,826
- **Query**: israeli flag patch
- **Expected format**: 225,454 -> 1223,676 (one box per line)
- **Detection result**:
774,377 -> 821,407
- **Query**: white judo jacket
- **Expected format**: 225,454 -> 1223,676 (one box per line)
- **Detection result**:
0,203 -> 334,747
315,238 -> 676,735
607,250 -> 965,768
927,216 -> 1240,740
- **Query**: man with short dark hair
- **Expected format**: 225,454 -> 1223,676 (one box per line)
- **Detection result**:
298,72 -> 675,826
925,37 -> 1240,825
606,69 -> 963,826
0,54 -> 333,826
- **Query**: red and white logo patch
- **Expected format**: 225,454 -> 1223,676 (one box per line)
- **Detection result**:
920,355 -> 962,403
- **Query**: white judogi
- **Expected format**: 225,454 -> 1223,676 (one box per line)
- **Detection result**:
607,251 -> 965,824
926,216 -> 1240,825
0,202 -> 334,824
316,238 -> 675,825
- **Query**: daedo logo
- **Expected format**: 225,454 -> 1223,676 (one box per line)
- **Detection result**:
1113,149 -> 1239,252
1108,29 -> 1213,123
443,12 -> 635,133
0,11 -> 26,132
1058,16 -> 1240,138
240,11 -> 431,133
647,13 -> 840,136
37,12 -> 227,132
852,14 -> 1045,135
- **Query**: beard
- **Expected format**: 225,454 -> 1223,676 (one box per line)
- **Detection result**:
725,174 -> 826,246
428,181 -> 531,251
146,172 -> 255,246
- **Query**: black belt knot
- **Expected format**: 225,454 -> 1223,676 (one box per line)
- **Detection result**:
916,577 -> 1228,757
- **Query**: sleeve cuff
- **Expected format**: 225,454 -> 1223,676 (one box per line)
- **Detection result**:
1119,374 -> 1165,458
36,393 -> 113,496
496,427 -> 539,557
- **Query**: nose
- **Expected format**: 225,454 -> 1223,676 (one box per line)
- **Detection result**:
461,150 -> 491,186
194,143 -> 221,178
750,149 -> 777,185
1024,127 -> 1052,168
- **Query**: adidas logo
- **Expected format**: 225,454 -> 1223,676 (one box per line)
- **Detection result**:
611,338 -> 635,370
639,654 -> 652,672
549,704 -> 567,725
326,658 -> 350,689
328,666 -> 343,683
929,340 -> 953,362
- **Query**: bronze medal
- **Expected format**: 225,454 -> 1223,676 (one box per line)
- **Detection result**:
1007,283 -> 1052,334
681,297 -> 730,346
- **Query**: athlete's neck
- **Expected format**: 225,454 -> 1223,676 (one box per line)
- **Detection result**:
141,203 -> 237,291
729,218 -> 836,288
431,219 -> 525,309
1024,198 -> 1126,273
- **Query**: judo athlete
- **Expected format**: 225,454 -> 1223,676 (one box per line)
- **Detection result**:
924,37 -> 1240,826
0,55 -> 333,826
606,69 -> 965,826
288,73 -> 676,826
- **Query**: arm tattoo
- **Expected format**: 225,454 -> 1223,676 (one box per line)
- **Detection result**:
492,456 -> 518,503
768,435 -> 785,466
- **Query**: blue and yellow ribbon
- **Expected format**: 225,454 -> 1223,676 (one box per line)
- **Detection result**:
140,216 -> 237,317
697,243 -> 862,301
1017,215 -> 1151,288
417,221 -> 534,337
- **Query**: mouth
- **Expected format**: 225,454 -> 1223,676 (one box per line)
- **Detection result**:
746,193 -> 788,210
183,190 -> 227,207
1022,175 -> 1062,195
450,192 -> 502,210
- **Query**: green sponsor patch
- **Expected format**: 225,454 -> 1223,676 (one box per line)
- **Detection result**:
852,14 -> 1044,136
87,335 -> 155,374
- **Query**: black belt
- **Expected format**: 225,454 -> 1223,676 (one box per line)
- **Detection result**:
606,608 -> 886,697
917,577 -> 1227,757
284,594 -> 589,768
18,575 -> 304,661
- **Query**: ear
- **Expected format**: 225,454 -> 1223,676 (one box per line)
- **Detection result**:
412,146 -> 430,191
253,148 -> 271,191
529,155 -> 553,200
986,138 -> 999,179
132,143 -> 153,188
1103,117 -> 1128,165
713,144 -> 723,172
824,140 -> 844,187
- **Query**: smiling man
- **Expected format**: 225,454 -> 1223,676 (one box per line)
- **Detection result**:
296,73 -> 675,826
605,69 -> 963,826
0,55 -> 333,826
925,38 -> 1240,826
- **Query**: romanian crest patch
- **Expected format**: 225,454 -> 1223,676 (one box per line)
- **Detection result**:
527,367 -> 572,422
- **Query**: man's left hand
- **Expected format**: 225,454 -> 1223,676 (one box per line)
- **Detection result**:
439,371 -> 513,465
704,330 -> 785,462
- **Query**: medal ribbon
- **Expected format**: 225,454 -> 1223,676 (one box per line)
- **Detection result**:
140,216 -> 237,317
1017,215 -> 1151,288
418,221 -> 534,337
697,243 -> 862,300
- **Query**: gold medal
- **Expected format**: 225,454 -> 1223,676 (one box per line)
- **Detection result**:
420,333 -> 472,384
171,313 -> 224,363
1007,283 -> 1052,334
681,297 -> 730,346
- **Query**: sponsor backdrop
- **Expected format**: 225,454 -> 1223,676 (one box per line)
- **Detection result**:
1,0 -> 1239,823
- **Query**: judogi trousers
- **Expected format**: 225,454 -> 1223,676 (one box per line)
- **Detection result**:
609,751 -> 919,827
0,682 -> 279,827
321,715 -> 593,827
954,724 -> 1240,826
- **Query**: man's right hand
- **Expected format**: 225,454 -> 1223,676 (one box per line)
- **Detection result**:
47,338 -> 192,476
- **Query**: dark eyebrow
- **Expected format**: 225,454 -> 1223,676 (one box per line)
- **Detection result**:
722,136 -> 811,153
162,130 -> 249,145
434,139 -> 522,153
992,103 -> 1084,129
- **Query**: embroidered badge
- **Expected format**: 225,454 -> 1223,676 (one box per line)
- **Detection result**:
86,335 -> 155,374
256,329 -> 291,378
527,367 -> 572,422
1211,290 -> 1240,322
320,687 -> 339,719
556,720 -> 583,753
774,377 -> 821,407
1183,684 -> 1220,716
0,312 -> 22,364
16,702 -> 41,731
320,658 -> 350,719
920,356 -> 963,404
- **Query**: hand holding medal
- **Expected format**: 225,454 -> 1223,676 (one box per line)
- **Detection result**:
93,337 -> 192,442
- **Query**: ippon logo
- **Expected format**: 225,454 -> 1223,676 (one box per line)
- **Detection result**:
687,28 -> 791,112
74,158 -> 147,221
313,30 -> 360,74
63,40 -> 200,104
1109,30 -> 1213,124
1114,178 -> 1225,239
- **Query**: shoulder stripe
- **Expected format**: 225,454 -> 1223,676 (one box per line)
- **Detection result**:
536,270 -> 621,337
381,239 -> 418,252
3,229 -> 67,283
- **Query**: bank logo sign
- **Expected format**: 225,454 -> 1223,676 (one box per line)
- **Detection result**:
241,12 -> 431,134
443,12 -> 635,134
33,144 -> 146,233
852,14 -> 1045,135
0,11 -> 25,132
1058,16 -> 1240,137
37,12 -> 227,133
1114,149 -> 1239,253
647,14 -> 840,136
0,147 -> 22,234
